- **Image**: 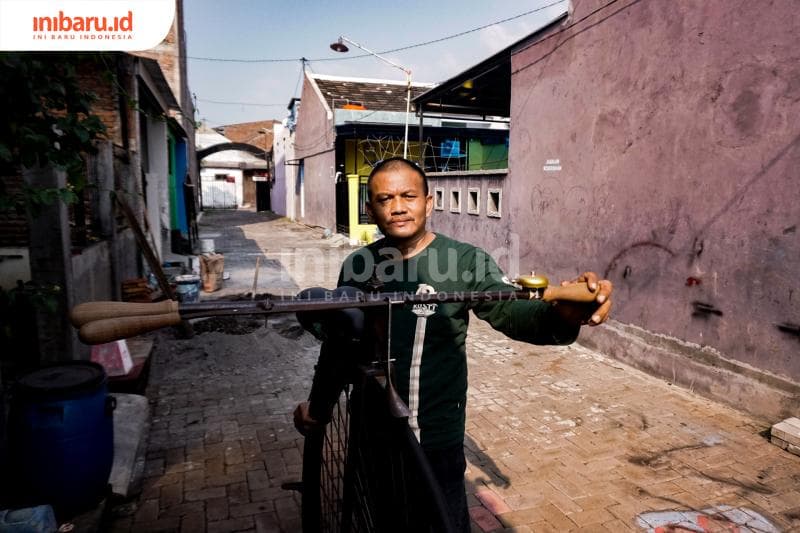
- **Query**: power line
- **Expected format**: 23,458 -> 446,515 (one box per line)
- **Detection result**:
368,0 -> 566,57
197,98 -> 286,107
187,1 -> 567,64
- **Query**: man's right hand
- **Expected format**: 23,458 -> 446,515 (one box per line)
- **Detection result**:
551,271 -> 613,327
293,401 -> 323,436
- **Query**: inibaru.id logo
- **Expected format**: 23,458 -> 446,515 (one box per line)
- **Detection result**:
33,10 -> 133,33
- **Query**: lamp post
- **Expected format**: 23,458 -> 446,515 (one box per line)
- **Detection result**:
330,36 -> 412,159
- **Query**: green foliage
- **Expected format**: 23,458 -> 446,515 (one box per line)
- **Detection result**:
0,52 -> 108,214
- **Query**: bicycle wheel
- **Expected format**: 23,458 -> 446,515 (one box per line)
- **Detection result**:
344,375 -> 455,533
301,375 -> 455,532
301,386 -> 352,532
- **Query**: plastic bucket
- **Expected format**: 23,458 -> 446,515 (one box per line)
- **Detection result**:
9,361 -> 115,516
175,274 -> 201,303
200,238 -> 215,254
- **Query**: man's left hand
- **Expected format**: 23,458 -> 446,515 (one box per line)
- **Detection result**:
556,271 -> 613,326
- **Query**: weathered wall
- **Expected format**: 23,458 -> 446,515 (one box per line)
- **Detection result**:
294,74 -> 336,229
134,0 -> 199,230
508,0 -> 800,413
71,241 -> 113,303
426,172 -> 516,273
272,123 -> 289,217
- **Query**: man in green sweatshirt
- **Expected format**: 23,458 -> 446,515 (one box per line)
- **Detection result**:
295,157 -> 613,531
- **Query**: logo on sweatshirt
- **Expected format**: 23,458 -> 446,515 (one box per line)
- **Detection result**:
412,284 -> 437,317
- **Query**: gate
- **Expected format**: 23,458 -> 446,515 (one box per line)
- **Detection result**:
201,174 -> 237,209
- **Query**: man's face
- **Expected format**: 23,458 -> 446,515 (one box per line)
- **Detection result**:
366,165 -> 433,243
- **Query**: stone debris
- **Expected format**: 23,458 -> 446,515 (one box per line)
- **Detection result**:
771,416 -> 800,456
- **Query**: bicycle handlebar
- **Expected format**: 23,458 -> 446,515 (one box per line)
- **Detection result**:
70,282 -> 596,345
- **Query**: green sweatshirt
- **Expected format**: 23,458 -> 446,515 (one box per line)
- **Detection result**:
337,233 -> 578,450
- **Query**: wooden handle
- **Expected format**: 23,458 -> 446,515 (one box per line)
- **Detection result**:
541,282 -> 598,303
78,312 -> 182,344
70,300 -> 179,327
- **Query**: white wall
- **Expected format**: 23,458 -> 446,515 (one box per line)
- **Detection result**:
272,123 -> 297,219
0,247 -> 31,289
145,117 -> 168,259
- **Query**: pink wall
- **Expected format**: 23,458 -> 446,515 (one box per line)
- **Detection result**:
426,173 -> 515,272
294,74 -> 336,229
507,0 -> 800,400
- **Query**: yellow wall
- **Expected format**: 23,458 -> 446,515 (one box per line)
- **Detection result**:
343,138 -> 426,244
347,174 -> 376,244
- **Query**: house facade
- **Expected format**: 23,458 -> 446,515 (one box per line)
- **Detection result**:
211,120 -> 277,210
196,127 -> 269,210
294,71 -> 511,244
271,98 -> 301,220
0,3 -> 197,362
132,0 -> 200,256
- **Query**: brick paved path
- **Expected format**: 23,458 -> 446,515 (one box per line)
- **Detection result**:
106,315 -> 318,533
464,319 -> 800,532
109,210 -> 800,532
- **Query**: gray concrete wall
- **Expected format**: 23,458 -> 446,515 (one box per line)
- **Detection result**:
23,166 -> 79,361
294,74 -> 336,229
113,230 -> 140,284
506,0 -> 800,414
71,241 -> 114,303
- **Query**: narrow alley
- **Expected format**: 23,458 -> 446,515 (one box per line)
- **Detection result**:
108,210 -> 800,533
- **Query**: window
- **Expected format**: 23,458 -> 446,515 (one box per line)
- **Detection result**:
434,187 -> 444,211
441,139 -> 461,157
467,188 -> 480,215
450,188 -> 461,214
487,188 -> 502,218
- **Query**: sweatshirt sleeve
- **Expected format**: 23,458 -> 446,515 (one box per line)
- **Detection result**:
468,247 -> 579,345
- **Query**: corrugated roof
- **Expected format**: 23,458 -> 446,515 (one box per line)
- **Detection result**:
311,74 -> 434,113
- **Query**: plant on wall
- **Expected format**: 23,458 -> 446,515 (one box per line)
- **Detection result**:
0,52 -> 107,214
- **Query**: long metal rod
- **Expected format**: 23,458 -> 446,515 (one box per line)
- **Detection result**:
178,289 -> 533,320
339,36 -> 410,75
339,35 -> 412,159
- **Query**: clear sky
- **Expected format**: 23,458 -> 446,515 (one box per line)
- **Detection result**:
184,0 -> 569,128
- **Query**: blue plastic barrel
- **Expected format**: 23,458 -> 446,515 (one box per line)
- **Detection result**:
0,505 -> 57,532
9,361 -> 114,517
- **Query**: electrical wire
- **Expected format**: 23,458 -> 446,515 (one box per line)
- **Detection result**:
187,1 -> 568,64
197,98 -> 286,107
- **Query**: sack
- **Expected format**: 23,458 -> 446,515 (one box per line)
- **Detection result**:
199,254 -> 224,292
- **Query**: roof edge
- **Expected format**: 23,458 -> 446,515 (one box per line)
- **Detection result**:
309,72 -> 435,88
413,9 -> 569,105
306,70 -> 333,119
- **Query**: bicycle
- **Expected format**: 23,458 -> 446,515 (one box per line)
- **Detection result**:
71,274 -> 595,532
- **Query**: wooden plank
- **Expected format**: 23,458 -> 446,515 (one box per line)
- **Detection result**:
115,196 -> 175,300
114,194 -> 193,337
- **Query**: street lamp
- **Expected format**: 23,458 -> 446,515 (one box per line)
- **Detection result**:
330,36 -> 412,159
